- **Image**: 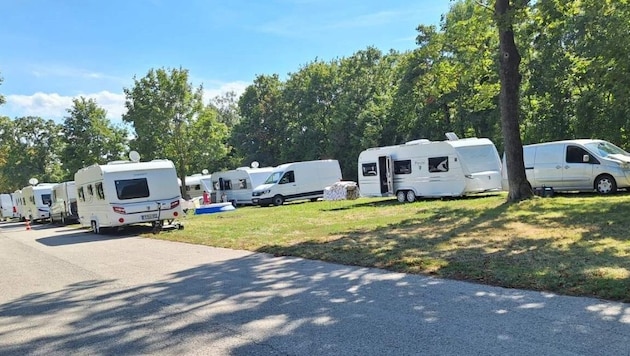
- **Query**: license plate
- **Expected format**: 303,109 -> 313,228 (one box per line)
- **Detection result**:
141,213 -> 158,220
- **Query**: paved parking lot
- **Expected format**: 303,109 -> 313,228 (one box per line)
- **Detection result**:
1,220 -> 629,355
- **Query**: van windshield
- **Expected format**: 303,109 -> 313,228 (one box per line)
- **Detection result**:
264,172 -> 283,184
584,141 -> 630,158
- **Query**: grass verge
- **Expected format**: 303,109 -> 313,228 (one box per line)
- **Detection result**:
147,192 -> 630,302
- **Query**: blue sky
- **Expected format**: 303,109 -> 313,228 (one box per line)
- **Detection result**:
0,0 -> 450,123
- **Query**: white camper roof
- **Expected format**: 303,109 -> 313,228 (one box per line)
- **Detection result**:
82,160 -> 175,174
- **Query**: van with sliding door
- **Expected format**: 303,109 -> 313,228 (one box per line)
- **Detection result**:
252,160 -> 342,206
501,139 -> 630,194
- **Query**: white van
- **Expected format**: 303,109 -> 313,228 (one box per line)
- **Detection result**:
21,183 -> 56,222
75,159 -> 184,233
12,190 -> 24,220
502,139 -> 630,194
252,160 -> 342,206
358,134 -> 503,202
213,166 -> 275,206
0,193 -> 13,220
50,181 -> 78,225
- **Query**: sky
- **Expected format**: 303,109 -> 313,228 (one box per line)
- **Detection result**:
0,0 -> 451,123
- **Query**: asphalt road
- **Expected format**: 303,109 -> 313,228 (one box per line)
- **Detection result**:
0,220 -> 629,355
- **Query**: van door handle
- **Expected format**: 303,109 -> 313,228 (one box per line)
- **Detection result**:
556,165 -> 562,169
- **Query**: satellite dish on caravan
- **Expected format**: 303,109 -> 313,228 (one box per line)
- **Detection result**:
251,161 -> 260,169
28,178 -> 39,186
202,169 -> 209,175
129,151 -> 141,162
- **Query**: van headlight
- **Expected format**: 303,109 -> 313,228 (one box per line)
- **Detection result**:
260,189 -> 271,195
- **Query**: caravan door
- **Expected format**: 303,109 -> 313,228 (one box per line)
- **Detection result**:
378,156 -> 394,195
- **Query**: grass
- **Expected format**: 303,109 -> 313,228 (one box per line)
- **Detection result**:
146,192 -> 630,302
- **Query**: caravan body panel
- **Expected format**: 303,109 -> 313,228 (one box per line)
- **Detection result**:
0,194 -> 13,219
251,160 -> 342,206
75,160 -> 183,230
12,190 -> 24,220
212,166 -> 275,206
50,181 -> 78,224
183,174 -> 213,199
21,184 -> 55,222
358,137 -> 502,200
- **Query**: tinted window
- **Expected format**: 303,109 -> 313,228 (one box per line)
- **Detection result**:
394,160 -> 411,175
41,194 -> 52,205
238,179 -> 247,189
362,163 -> 377,176
429,156 -> 449,173
96,182 -> 105,199
279,171 -> 295,184
115,178 -> 150,200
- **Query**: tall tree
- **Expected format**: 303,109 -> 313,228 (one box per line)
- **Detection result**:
0,116 -> 65,188
495,0 -> 532,201
61,97 -> 128,179
123,67 -> 229,198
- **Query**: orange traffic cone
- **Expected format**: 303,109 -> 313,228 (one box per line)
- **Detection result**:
25,219 -> 31,230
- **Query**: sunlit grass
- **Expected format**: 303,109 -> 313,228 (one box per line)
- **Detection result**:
148,192 -> 630,302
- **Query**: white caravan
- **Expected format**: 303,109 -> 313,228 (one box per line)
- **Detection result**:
21,183 -> 56,222
12,190 -> 24,220
252,160 -> 342,206
75,159 -> 184,234
212,166 -> 275,206
0,193 -> 13,220
358,134 -> 502,202
502,139 -> 630,194
183,173 -> 213,199
50,181 -> 78,225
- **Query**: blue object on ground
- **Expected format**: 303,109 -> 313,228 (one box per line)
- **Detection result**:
194,202 -> 236,215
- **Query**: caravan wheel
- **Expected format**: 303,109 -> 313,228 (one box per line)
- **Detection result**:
396,191 -> 406,203
406,190 -> 416,203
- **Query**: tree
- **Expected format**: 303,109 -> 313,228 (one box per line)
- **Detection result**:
61,97 -> 128,179
0,116 -> 65,188
495,0 -> 533,201
0,71 -> 5,106
123,67 -> 229,198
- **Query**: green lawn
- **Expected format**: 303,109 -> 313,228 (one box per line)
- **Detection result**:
147,192 -> 630,302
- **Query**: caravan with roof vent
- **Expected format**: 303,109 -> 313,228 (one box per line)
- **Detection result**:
358,133 -> 502,202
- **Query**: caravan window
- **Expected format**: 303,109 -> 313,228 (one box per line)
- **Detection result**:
224,180 -> 232,190
238,179 -> 247,189
41,194 -> 52,206
96,182 -> 105,200
394,160 -> 412,175
115,178 -> 150,200
429,156 -> 449,173
87,185 -> 94,196
362,163 -> 378,176
78,187 -> 85,202
213,181 -> 220,190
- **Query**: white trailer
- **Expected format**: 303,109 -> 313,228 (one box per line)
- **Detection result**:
357,133 -> 502,202
74,158 -> 184,234
252,160 -> 342,206
183,173 -> 213,199
12,190 -> 24,220
212,166 -> 275,206
21,183 -> 56,222
0,193 -> 13,220
50,181 -> 79,225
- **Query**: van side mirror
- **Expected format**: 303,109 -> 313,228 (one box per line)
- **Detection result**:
583,154 -> 590,163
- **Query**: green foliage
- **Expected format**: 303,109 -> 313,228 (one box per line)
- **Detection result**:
123,67 -> 230,196
61,97 -> 128,179
0,116 -> 65,190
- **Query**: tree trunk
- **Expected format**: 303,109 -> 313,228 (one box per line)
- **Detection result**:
495,0 -> 533,202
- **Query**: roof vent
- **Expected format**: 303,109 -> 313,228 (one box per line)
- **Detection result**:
445,132 -> 459,141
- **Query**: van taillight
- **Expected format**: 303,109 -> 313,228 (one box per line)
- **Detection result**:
13,207 -> 16,213
113,206 -> 126,214
170,200 -> 180,209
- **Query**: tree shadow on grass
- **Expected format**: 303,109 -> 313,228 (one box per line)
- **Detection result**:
0,251 -> 628,355
260,196 -> 630,303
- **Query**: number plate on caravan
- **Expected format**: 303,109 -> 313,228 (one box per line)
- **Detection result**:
141,213 -> 158,220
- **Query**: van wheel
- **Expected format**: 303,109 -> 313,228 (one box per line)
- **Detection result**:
91,221 -> 100,234
272,195 -> 284,206
595,175 -> 616,194
406,190 -> 416,203
396,191 -> 406,203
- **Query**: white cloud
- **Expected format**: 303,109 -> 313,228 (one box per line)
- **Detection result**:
5,91 -> 126,122
2,80 -> 250,122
